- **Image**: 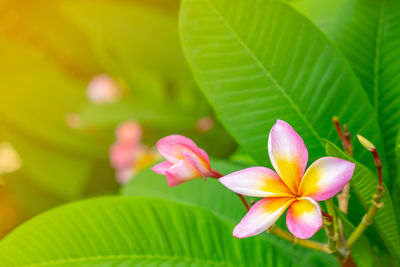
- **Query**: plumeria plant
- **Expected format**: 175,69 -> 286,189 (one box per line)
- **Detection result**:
152,119 -> 386,265
1,0 -> 400,267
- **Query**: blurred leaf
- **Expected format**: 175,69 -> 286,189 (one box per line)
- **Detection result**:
0,20 -> 109,210
2,0 -> 101,78
79,101 -> 199,129
324,139 -> 400,260
1,133 -> 92,200
0,196 -> 299,266
5,172 -> 64,216
62,0 -> 188,80
291,0 -> 400,188
179,0 -> 386,177
62,0 -> 209,113
0,34 -> 104,157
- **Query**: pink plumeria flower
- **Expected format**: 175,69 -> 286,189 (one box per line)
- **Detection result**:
220,120 -> 355,239
152,135 -> 220,187
87,74 -> 121,104
109,121 -> 147,184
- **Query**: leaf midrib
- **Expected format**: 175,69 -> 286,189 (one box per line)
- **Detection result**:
16,254 -> 234,267
204,0 -> 324,147
373,3 -> 384,114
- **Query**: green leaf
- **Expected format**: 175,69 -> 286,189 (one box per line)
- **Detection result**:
393,126 -> 400,230
292,0 -> 400,187
179,0 -> 386,175
0,196 -> 298,266
324,139 -> 400,260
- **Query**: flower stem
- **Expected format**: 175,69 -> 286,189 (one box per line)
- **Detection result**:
324,201 -> 339,252
345,185 -> 384,250
267,225 -> 330,253
345,138 -> 384,251
212,173 -> 251,211
333,117 -> 353,215
236,193 -> 250,210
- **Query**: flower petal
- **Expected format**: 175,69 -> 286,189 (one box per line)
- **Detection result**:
233,197 -> 294,238
268,120 -> 308,193
298,157 -> 355,201
165,159 -> 200,187
219,167 -> 293,197
151,161 -> 173,175
156,135 -> 210,165
286,197 -> 322,239
182,150 -> 219,178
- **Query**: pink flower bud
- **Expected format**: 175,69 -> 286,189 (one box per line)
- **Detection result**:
151,135 -> 220,187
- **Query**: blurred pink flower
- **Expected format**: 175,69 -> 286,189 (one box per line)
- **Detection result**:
109,121 -> 158,185
109,141 -> 137,170
152,135 -> 220,187
87,74 -> 121,104
116,121 -> 142,146
196,116 -> 214,132
220,120 -> 355,239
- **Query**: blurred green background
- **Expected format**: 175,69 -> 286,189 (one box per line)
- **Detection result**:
0,0 -> 237,238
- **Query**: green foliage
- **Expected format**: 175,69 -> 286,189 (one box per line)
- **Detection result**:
325,140 -> 400,260
0,196 -> 299,266
2,0 -> 400,266
62,0 -> 236,157
0,14 -> 110,214
179,0 -> 386,177
291,0 -> 400,189
62,0 -> 210,127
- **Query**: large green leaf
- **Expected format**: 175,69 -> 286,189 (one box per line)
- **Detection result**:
292,0 -> 400,187
0,196 -> 298,266
325,140 -> 400,260
179,0 -> 385,176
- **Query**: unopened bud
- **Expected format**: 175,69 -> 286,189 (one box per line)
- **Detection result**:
357,134 -> 376,152
332,116 -> 339,125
